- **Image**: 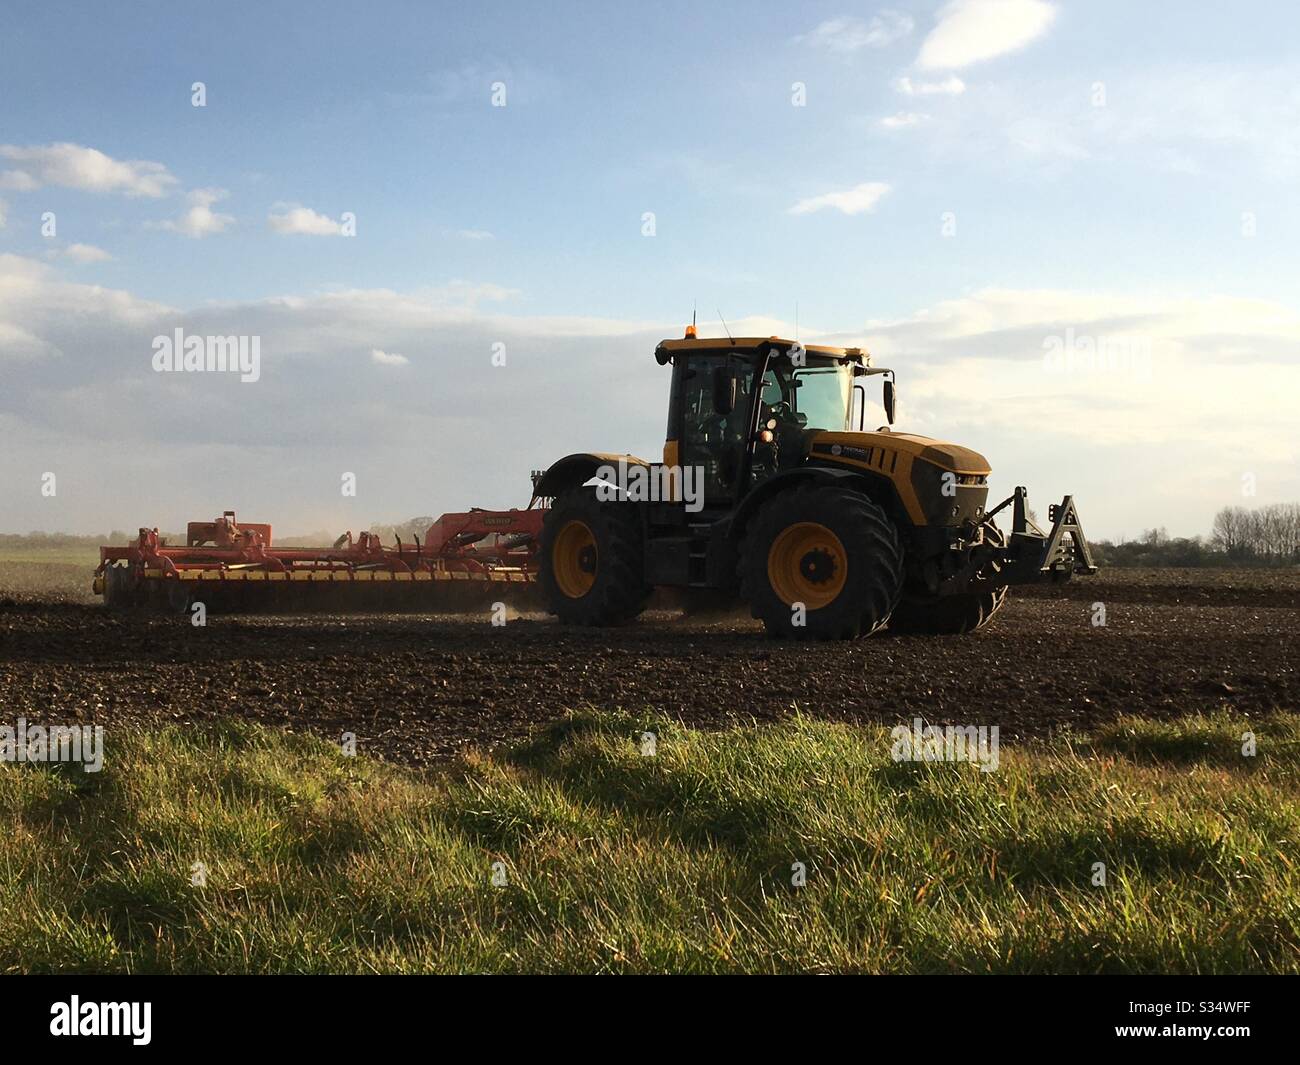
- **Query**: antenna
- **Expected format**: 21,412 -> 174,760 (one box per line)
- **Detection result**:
795,301 -> 799,342
717,308 -> 733,343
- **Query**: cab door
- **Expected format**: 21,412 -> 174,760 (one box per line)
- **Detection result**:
676,354 -> 755,508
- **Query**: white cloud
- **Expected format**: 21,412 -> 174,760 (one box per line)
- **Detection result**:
797,12 -> 913,52
268,204 -> 344,236
0,319 -> 59,360
0,142 -> 178,197
0,197 -> 6,227
881,112 -> 929,129
0,254 -> 662,534
455,229 -> 495,241
789,182 -> 891,216
916,0 -> 1056,70
63,243 -> 113,264
894,75 -> 966,96
370,348 -> 409,366
155,187 -> 234,238
1,171 -> 38,192
0,253 -> 168,362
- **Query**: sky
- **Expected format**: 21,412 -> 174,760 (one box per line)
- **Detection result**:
1,0 -> 1298,539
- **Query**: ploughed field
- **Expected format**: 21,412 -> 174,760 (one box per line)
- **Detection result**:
0,566 -> 1296,766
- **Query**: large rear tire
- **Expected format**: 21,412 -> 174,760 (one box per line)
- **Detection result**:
739,485 -> 904,640
539,488 -> 651,626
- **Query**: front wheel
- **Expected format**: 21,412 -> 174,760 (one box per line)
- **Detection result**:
890,527 -> 1009,635
888,587 -> 1007,635
739,485 -> 904,640
538,489 -> 651,626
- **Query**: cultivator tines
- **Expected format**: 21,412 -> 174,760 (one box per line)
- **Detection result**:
94,508 -> 545,614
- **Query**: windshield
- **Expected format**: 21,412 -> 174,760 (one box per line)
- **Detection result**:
760,358 -> 852,431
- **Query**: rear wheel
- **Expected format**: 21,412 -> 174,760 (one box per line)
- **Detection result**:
739,485 -> 904,640
539,489 -> 651,626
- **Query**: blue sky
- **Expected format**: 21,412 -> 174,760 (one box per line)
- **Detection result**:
2,1 -> 1299,537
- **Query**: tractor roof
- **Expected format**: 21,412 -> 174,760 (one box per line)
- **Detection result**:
654,335 -> 871,365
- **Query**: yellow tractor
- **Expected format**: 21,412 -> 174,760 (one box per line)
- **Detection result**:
533,331 -> 1095,639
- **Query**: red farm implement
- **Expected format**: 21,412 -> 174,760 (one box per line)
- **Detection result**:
94,506 -> 546,613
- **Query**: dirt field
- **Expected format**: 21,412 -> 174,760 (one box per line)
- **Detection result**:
1,564 -> 1295,765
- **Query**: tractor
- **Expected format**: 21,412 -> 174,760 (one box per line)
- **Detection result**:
532,330 -> 1095,639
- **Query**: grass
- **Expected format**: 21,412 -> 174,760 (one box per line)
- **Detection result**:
0,546 -> 100,566
2,710 -> 1298,973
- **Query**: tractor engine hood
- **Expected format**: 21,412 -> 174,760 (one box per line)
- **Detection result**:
806,431 -> 992,527
808,431 -> 991,475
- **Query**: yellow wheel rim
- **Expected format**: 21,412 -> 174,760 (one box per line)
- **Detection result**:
767,522 -> 847,610
553,520 -> 598,598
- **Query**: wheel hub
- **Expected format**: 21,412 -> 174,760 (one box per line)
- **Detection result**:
799,547 -> 837,585
553,520 -> 599,598
766,522 -> 849,610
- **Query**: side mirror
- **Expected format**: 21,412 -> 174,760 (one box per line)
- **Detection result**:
883,378 -> 896,425
712,365 -> 737,415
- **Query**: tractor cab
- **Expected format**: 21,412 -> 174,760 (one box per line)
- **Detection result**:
654,335 -> 895,510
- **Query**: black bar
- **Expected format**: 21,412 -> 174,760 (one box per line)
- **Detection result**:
3,974 -> 1290,1050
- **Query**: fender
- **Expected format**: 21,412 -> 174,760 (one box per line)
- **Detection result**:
533,452 -> 653,502
728,465 -> 899,539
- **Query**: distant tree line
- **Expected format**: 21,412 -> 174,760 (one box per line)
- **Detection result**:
1091,503 -> 1300,568
0,531 -> 133,549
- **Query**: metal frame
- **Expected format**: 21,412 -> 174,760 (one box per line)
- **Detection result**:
94,507 -> 546,600
984,487 -> 1098,583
